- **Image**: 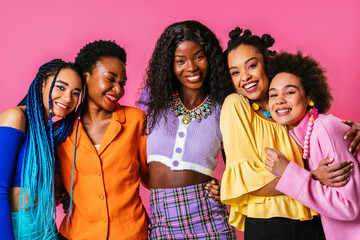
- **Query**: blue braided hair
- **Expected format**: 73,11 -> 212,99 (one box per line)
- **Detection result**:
17,59 -> 83,238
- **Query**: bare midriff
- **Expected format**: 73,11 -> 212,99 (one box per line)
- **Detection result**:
149,162 -> 211,188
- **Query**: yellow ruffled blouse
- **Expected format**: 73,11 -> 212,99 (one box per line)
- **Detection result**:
220,94 -> 317,231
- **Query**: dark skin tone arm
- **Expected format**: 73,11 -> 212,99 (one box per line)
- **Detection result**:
310,120 -> 360,187
343,120 -> 360,155
205,118 -> 360,199
247,117 -> 360,194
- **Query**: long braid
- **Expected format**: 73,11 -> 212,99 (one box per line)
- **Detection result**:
17,59 -> 82,239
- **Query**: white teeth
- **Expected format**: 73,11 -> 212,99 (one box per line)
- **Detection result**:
187,75 -> 200,81
56,103 -> 68,109
277,109 -> 291,113
244,82 -> 257,89
106,94 -> 119,101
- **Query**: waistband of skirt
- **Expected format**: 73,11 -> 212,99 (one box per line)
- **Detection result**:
150,180 -> 211,200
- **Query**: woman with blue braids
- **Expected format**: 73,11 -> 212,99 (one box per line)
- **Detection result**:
0,59 -> 83,240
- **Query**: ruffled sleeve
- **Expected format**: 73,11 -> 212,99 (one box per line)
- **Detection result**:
220,94 -> 275,205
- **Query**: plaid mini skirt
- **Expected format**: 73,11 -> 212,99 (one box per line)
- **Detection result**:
149,181 -> 237,239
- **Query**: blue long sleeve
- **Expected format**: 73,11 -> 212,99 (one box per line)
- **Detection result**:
0,127 -> 26,240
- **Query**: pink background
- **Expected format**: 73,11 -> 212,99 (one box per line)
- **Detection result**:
1,1 -> 359,239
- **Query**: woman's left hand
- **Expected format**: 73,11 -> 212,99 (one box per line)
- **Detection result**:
60,191 -> 70,214
265,147 -> 290,177
342,120 -> 360,155
205,178 -> 221,203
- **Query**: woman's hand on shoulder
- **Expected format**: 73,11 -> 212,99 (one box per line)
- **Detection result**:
205,178 -> 221,203
0,107 -> 26,133
342,120 -> 360,155
311,157 -> 353,187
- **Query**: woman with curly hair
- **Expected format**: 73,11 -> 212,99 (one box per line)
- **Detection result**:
0,59 -> 83,239
138,20 -> 237,239
265,51 -> 360,240
220,27 -> 360,239
56,40 -> 149,240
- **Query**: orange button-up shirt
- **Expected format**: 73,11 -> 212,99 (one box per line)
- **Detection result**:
56,104 -> 149,240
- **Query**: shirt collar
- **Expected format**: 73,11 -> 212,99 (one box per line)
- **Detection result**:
291,112 -> 311,145
113,103 -> 126,124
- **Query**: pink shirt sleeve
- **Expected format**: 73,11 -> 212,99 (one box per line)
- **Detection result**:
276,117 -> 360,221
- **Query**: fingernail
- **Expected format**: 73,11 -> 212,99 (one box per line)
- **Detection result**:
349,147 -> 352,152
344,136 -> 347,140
330,158 -> 334,161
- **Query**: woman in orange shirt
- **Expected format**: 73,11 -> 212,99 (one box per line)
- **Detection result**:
56,40 -> 149,240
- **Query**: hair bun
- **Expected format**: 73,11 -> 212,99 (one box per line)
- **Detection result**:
229,27 -> 243,40
261,34 -> 275,48
243,29 -> 252,37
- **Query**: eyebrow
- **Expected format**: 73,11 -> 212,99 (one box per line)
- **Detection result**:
56,80 -> 68,86
174,49 -> 204,57
105,71 -> 118,77
229,57 -> 257,70
56,80 -> 81,92
269,84 -> 299,91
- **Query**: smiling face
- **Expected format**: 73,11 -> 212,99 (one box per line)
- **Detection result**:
42,68 -> 82,119
227,44 -> 269,103
173,41 -> 208,92
85,57 -> 127,112
268,72 -> 310,128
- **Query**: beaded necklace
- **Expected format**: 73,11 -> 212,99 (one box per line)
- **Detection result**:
169,91 -> 214,124
251,102 -> 271,118
303,108 -> 319,159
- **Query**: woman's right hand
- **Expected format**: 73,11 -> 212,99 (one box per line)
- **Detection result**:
205,178 -> 221,203
310,158 -> 353,187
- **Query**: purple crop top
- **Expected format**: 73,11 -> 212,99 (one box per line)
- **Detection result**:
146,106 -> 222,177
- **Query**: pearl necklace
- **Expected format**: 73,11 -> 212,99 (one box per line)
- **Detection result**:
303,108 -> 319,159
170,92 -> 214,124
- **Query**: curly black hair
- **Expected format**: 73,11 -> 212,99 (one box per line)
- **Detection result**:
75,40 -> 126,73
269,51 -> 333,113
225,27 -> 276,75
140,20 -> 235,133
